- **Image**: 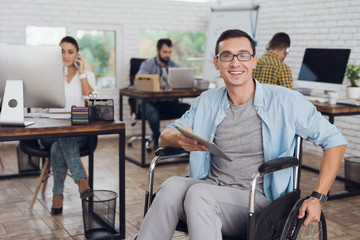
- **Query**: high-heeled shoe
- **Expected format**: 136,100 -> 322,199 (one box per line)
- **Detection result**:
51,194 -> 63,215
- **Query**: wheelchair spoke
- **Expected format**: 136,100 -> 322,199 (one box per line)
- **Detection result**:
282,214 -> 325,240
295,221 -> 323,239
281,196 -> 327,240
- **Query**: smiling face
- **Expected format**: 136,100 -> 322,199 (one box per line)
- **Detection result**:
60,42 -> 78,67
214,37 -> 257,90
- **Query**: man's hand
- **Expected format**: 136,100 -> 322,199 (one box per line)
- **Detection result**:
298,197 -> 322,226
177,126 -> 208,152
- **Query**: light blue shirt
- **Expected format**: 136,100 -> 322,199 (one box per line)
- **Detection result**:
167,79 -> 347,202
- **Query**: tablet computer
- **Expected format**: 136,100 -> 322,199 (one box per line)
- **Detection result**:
175,125 -> 232,161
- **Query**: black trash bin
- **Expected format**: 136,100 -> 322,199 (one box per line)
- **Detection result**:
344,157 -> 360,192
82,190 -> 118,239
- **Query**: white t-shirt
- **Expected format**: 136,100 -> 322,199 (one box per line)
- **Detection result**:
50,70 -> 96,112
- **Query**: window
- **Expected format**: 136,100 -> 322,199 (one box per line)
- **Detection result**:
140,30 -> 206,76
26,26 -> 66,46
76,30 -> 116,88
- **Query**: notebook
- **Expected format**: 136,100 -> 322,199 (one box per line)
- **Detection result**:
168,68 -> 196,90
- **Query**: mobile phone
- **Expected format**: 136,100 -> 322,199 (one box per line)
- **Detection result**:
74,54 -> 80,68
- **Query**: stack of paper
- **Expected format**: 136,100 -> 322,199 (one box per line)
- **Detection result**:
337,99 -> 360,106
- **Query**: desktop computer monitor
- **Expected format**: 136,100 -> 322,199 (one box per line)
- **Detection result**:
0,45 -> 65,126
295,48 -> 351,94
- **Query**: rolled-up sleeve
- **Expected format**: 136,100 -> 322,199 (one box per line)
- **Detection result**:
294,94 -> 347,149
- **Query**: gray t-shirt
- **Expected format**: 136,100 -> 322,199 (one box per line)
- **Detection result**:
207,96 -> 264,193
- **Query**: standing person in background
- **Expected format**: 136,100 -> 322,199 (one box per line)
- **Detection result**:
40,36 -> 96,215
137,38 -> 190,149
253,32 -> 293,88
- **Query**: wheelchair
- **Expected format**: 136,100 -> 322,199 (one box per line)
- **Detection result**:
138,136 -> 327,240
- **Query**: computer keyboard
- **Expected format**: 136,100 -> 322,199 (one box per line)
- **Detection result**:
304,95 -> 328,103
25,113 -> 71,119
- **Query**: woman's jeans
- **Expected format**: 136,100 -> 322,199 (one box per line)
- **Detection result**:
40,136 -> 88,195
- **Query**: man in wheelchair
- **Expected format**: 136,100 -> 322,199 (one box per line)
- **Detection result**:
135,29 -> 347,240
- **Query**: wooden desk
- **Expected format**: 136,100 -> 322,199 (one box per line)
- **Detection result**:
312,101 -> 360,124
308,102 -> 360,200
120,88 -> 204,167
0,119 -> 126,239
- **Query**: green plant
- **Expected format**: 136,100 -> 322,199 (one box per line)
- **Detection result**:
345,63 -> 360,87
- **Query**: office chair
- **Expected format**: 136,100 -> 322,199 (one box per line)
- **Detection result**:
19,136 -> 98,209
127,58 -> 153,152
139,136 -> 327,240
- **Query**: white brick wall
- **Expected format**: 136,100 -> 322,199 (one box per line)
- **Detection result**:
253,0 -> 360,157
0,0 -> 212,139
1,0 -> 360,157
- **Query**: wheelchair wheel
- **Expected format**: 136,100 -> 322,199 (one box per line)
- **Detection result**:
280,196 -> 327,240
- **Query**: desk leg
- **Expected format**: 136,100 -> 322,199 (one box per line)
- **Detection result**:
88,136 -> 95,189
141,100 -> 146,167
119,130 -> 126,239
120,93 -> 123,121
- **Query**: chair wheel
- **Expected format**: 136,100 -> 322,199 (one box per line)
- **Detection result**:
127,142 -> 133,147
146,148 -> 153,153
280,196 -> 327,240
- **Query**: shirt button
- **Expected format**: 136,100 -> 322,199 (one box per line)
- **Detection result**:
211,133 -> 214,137
220,116 -> 223,118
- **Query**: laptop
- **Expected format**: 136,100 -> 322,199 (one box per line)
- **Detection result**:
168,68 -> 196,90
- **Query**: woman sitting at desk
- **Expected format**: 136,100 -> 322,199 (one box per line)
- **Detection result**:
40,36 -> 96,215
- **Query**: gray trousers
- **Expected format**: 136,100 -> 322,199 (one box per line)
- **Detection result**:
137,176 -> 270,240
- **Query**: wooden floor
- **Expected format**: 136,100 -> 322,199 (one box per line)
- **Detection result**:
0,136 -> 360,239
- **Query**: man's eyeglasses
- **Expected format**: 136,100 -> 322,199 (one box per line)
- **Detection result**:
216,51 -> 254,62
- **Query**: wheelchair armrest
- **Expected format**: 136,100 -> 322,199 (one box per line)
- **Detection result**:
258,157 -> 298,175
155,147 -> 188,157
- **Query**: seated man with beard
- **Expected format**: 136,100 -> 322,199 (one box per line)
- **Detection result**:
137,38 -> 190,149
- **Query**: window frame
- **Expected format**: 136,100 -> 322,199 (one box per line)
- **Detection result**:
67,24 -> 123,89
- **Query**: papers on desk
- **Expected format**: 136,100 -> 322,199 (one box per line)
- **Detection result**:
25,112 -> 71,119
295,87 -> 312,96
337,98 -> 360,106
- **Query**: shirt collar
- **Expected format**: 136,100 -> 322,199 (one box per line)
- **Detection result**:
219,79 -> 264,109
265,51 -> 282,61
253,78 -> 265,109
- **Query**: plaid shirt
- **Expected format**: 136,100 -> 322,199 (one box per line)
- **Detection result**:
253,52 -> 293,89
